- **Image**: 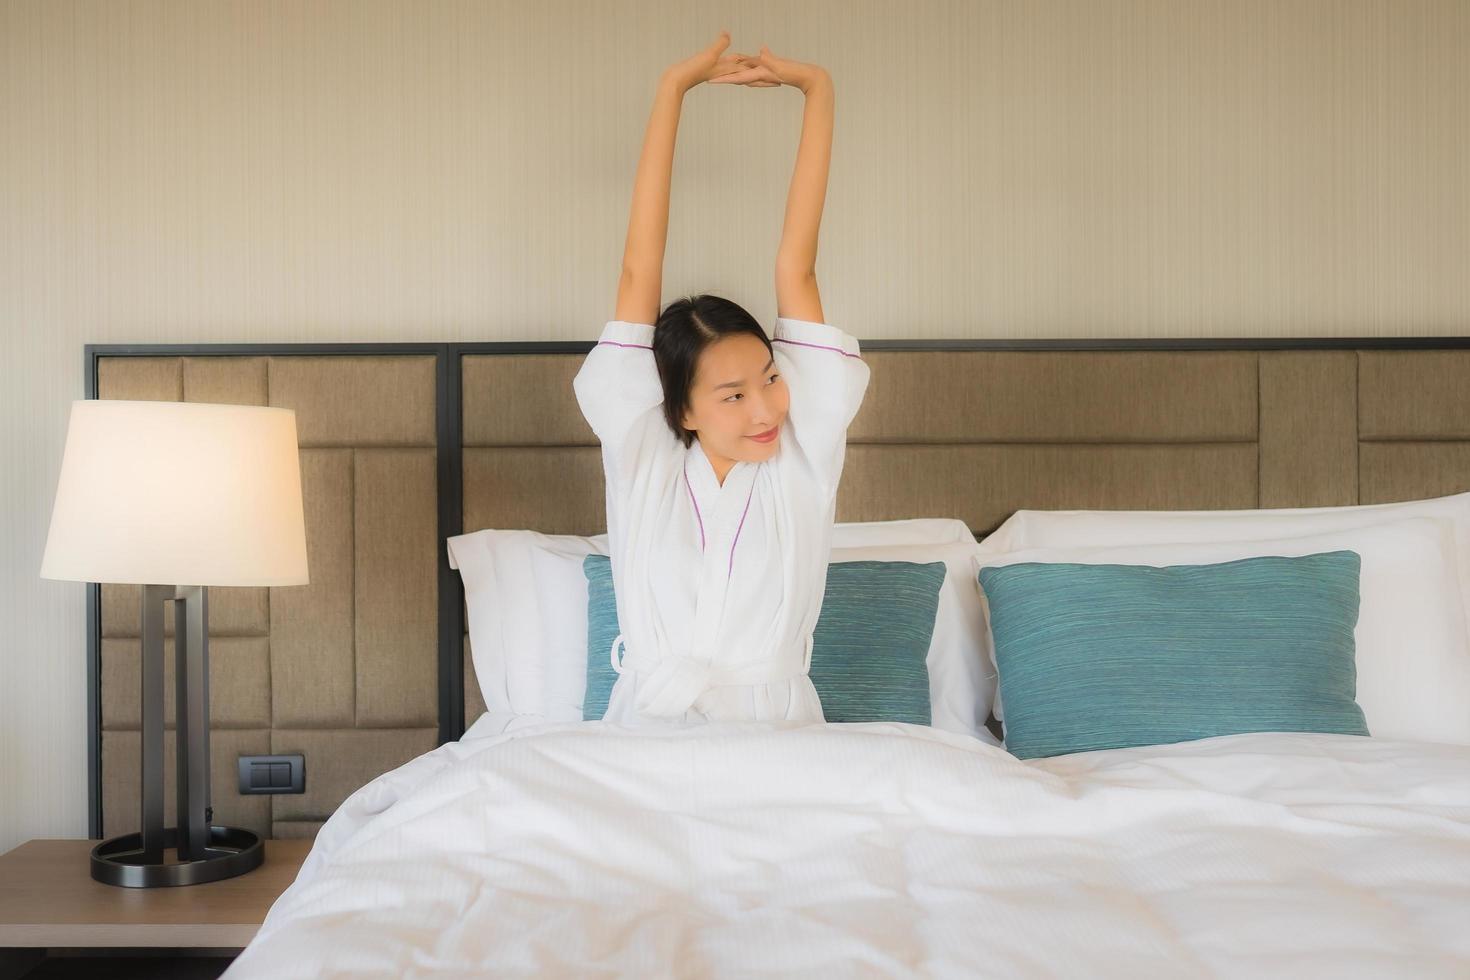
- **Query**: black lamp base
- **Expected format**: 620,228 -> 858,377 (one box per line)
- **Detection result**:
103,585 -> 263,888
91,825 -> 264,887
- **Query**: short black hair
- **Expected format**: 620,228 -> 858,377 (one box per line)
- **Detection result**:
653,294 -> 773,448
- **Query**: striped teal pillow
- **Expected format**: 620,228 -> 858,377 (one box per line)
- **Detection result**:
583,556 -> 946,724
583,556 -> 621,720
977,550 -> 1368,759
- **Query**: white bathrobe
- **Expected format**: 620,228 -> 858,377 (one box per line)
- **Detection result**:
572,316 -> 871,724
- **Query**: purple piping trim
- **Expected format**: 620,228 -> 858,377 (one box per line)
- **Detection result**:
597,340 -> 653,350
772,337 -> 861,359
683,461 -> 706,551
727,480 -> 756,577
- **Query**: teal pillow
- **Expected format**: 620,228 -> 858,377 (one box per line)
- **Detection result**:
977,550 -> 1368,760
583,555 -> 945,724
584,556 -> 622,719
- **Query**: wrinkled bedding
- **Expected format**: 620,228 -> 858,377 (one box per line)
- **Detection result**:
224,720 -> 1470,978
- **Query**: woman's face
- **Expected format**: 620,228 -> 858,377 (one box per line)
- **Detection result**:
681,333 -> 789,466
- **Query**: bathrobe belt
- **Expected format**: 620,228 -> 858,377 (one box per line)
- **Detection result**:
610,633 -> 815,720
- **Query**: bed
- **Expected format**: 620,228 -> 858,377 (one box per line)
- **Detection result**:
225,722 -> 1470,976
88,339 -> 1470,976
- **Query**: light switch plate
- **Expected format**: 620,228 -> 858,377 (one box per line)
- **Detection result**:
237,754 -> 305,795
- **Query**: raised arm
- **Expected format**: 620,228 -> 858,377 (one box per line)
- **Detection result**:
774,70 -> 833,323
714,45 -> 834,321
616,30 -> 754,325
714,46 -> 835,323
614,77 -> 681,325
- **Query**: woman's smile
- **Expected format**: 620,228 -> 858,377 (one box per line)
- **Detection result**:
747,424 -> 780,443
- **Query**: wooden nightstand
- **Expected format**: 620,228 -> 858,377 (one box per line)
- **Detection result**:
0,838 -> 310,979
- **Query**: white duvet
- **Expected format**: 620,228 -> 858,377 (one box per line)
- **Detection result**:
224,721 -> 1470,979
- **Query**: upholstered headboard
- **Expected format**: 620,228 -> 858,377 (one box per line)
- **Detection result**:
88,339 -> 1470,840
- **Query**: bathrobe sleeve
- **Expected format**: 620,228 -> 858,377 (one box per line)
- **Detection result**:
770,317 -> 872,495
572,320 -> 670,484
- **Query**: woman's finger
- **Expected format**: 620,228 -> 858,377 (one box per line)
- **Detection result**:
711,67 -> 762,84
712,68 -> 782,87
710,60 -> 754,80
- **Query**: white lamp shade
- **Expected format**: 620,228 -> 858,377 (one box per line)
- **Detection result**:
41,400 -> 310,587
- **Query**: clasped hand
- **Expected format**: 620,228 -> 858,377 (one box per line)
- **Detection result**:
665,29 -> 827,93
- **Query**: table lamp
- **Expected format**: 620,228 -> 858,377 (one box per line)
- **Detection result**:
41,399 -> 309,887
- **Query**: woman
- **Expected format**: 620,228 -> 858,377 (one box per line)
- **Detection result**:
573,30 -> 870,725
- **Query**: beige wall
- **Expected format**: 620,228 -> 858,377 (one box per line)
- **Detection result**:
3,0 -> 1468,851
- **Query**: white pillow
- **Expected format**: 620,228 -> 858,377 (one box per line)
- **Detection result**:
831,517 -> 978,549
976,516 -> 1470,746
981,491 -> 1470,595
446,529 -> 608,727
447,518 -> 984,736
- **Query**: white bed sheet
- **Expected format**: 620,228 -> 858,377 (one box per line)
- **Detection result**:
224,721 -> 1470,979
